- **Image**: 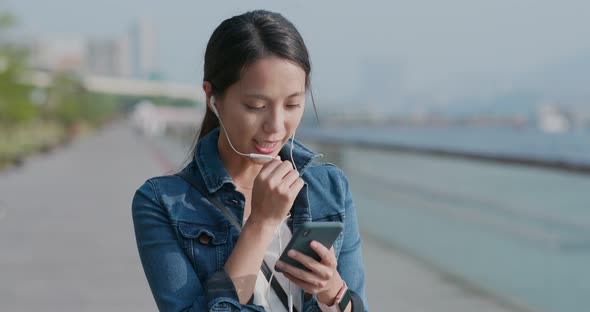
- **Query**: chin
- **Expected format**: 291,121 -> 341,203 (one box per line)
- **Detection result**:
248,155 -> 278,166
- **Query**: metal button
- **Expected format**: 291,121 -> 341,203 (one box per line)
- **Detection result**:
198,233 -> 211,245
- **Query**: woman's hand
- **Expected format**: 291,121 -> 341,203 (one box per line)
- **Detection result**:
249,158 -> 304,227
275,240 -> 343,305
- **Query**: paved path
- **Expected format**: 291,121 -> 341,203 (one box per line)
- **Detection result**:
0,122 -> 526,311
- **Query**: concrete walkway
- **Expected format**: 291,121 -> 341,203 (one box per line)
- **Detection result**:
0,121 -> 523,311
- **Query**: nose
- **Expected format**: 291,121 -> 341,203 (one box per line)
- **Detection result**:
262,107 -> 285,135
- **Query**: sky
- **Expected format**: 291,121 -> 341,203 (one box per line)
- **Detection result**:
4,0 -> 590,113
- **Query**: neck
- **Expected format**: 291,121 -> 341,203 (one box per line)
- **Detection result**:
217,132 -> 263,189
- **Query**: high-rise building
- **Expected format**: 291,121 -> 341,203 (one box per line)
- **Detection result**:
86,39 -> 129,77
86,35 -> 131,77
129,18 -> 160,80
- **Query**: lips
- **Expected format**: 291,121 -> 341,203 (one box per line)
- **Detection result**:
253,139 -> 280,154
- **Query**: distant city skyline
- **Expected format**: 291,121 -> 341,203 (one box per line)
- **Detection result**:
4,0 -> 590,113
25,18 -> 160,80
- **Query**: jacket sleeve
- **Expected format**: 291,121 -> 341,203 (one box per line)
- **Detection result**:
336,169 -> 369,312
302,168 -> 369,312
131,179 -> 265,312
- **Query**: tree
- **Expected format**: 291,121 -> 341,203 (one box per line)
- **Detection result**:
0,10 -> 36,125
44,72 -> 86,127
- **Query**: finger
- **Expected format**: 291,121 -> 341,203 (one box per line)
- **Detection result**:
310,240 -> 337,268
276,259 -> 324,287
283,271 -> 318,294
285,249 -> 329,277
257,159 -> 282,180
289,177 -> 305,192
279,170 -> 300,191
268,161 -> 295,187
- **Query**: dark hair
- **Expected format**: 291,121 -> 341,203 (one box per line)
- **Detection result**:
180,10 -> 317,168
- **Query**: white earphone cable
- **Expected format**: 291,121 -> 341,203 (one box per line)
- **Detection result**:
290,129 -> 297,172
215,105 -> 252,158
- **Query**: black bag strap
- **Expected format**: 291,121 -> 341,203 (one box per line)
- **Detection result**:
175,171 -> 298,312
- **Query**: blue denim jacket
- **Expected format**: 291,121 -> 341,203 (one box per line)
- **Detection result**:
132,128 -> 368,311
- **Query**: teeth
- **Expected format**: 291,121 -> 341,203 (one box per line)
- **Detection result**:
256,141 -> 278,148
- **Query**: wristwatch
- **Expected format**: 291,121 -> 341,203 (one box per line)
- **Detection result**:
318,281 -> 352,312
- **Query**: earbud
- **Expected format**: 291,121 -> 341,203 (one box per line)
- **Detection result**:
210,96 -> 219,117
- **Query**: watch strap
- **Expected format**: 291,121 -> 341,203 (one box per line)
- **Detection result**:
318,281 -> 351,312
337,287 -> 352,311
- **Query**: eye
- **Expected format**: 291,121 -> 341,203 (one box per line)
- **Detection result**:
287,104 -> 301,108
244,104 -> 265,110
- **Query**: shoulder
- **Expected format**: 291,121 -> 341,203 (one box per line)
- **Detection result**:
304,160 -> 346,183
302,161 -> 350,199
132,166 -> 222,224
134,161 -> 198,199
131,174 -> 190,215
134,174 -> 184,197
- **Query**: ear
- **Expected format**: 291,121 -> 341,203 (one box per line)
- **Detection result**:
202,81 -> 216,114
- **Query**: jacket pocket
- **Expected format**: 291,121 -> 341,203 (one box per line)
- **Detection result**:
177,221 -> 230,281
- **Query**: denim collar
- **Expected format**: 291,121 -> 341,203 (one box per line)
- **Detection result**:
194,127 -> 323,194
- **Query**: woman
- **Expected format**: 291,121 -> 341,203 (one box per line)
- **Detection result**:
132,10 -> 368,312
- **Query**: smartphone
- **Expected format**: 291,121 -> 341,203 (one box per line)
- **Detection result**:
274,221 -> 343,273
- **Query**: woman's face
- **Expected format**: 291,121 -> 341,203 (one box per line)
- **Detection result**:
212,56 -> 307,164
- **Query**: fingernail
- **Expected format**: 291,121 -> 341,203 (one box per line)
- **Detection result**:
288,250 -> 296,257
276,261 -> 284,267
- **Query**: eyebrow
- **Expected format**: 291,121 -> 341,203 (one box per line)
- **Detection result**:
244,91 -> 304,101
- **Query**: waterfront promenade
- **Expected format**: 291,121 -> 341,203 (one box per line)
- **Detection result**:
0,121 -> 525,311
